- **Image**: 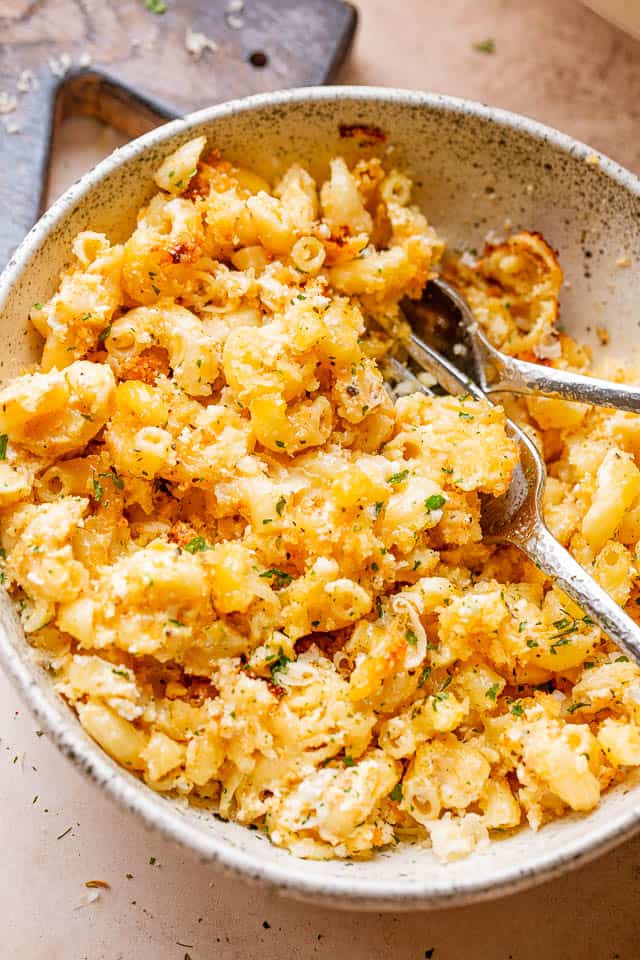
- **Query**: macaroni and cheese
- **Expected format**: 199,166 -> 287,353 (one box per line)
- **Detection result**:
2,139 -> 640,862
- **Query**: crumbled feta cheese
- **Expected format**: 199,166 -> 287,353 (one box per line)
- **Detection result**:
185,28 -> 219,59
48,53 -> 72,78
16,69 -> 38,93
0,92 -> 17,114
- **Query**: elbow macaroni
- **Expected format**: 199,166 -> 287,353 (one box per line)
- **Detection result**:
2,139 -> 640,864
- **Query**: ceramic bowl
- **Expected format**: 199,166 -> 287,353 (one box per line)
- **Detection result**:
2,87 -> 640,911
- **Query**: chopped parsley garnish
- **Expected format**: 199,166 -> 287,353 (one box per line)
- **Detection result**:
526,638 -> 539,648
615,655 -> 630,663
268,647 -> 291,682
344,755 -> 355,767
275,495 -> 286,516
566,701 -> 590,715
425,494 -> 446,511
144,0 -> 167,14
511,701 -> 524,717
112,668 -> 130,679
418,665 -> 431,687
549,615 -> 580,642
184,536 -> 211,553
373,501 -> 384,517
275,440 -> 285,448
97,325 -> 112,341
0,434 -> 8,460
458,411 -> 474,420
389,783 -> 403,803
168,618 -> 185,627
486,682 -> 500,702
388,469 -> 409,485
518,621 -> 526,633
98,470 -> 124,490
405,629 -> 418,646
92,475 -> 104,503
550,636 -> 572,654
432,674 -> 452,709
473,37 -> 495,54
259,568 -> 294,588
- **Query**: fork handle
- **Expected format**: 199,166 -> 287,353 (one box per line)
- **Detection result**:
517,523 -> 640,664
487,352 -> 640,412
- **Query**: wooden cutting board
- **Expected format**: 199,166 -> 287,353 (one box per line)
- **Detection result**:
0,0 -> 357,266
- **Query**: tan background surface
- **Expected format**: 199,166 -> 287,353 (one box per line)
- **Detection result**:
4,1 -> 640,956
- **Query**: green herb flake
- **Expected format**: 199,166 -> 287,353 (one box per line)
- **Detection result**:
418,665 -> 432,687
343,755 -> 355,767
473,37 -> 495,54
269,647 -> 291,683
425,493 -> 446,511
550,636 -> 572,653
144,0 -> 167,13
405,629 -> 418,646
0,434 -> 8,460
566,701 -> 590,715
98,470 -> 124,490
275,495 -> 286,516
97,324 -> 111,341
275,440 -> 285,448
486,682 -> 500,702
389,783 -> 403,803
388,469 -> 409,485
92,476 -> 104,503
526,637 -> 539,648
259,568 -> 294,588
184,536 -> 211,553
615,655 -> 630,663
168,618 -> 185,628
511,701 -> 524,717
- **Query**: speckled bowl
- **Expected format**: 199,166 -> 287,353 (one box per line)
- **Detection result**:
1,87 -> 640,911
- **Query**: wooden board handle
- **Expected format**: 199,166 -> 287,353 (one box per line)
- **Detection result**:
0,0 -> 357,267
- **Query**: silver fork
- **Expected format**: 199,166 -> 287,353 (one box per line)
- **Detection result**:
403,278 -> 640,412
386,323 -> 640,665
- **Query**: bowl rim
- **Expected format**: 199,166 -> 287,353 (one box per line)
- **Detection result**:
2,84 -> 640,910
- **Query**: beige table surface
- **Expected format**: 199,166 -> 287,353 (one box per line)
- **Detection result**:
4,1 -> 640,956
